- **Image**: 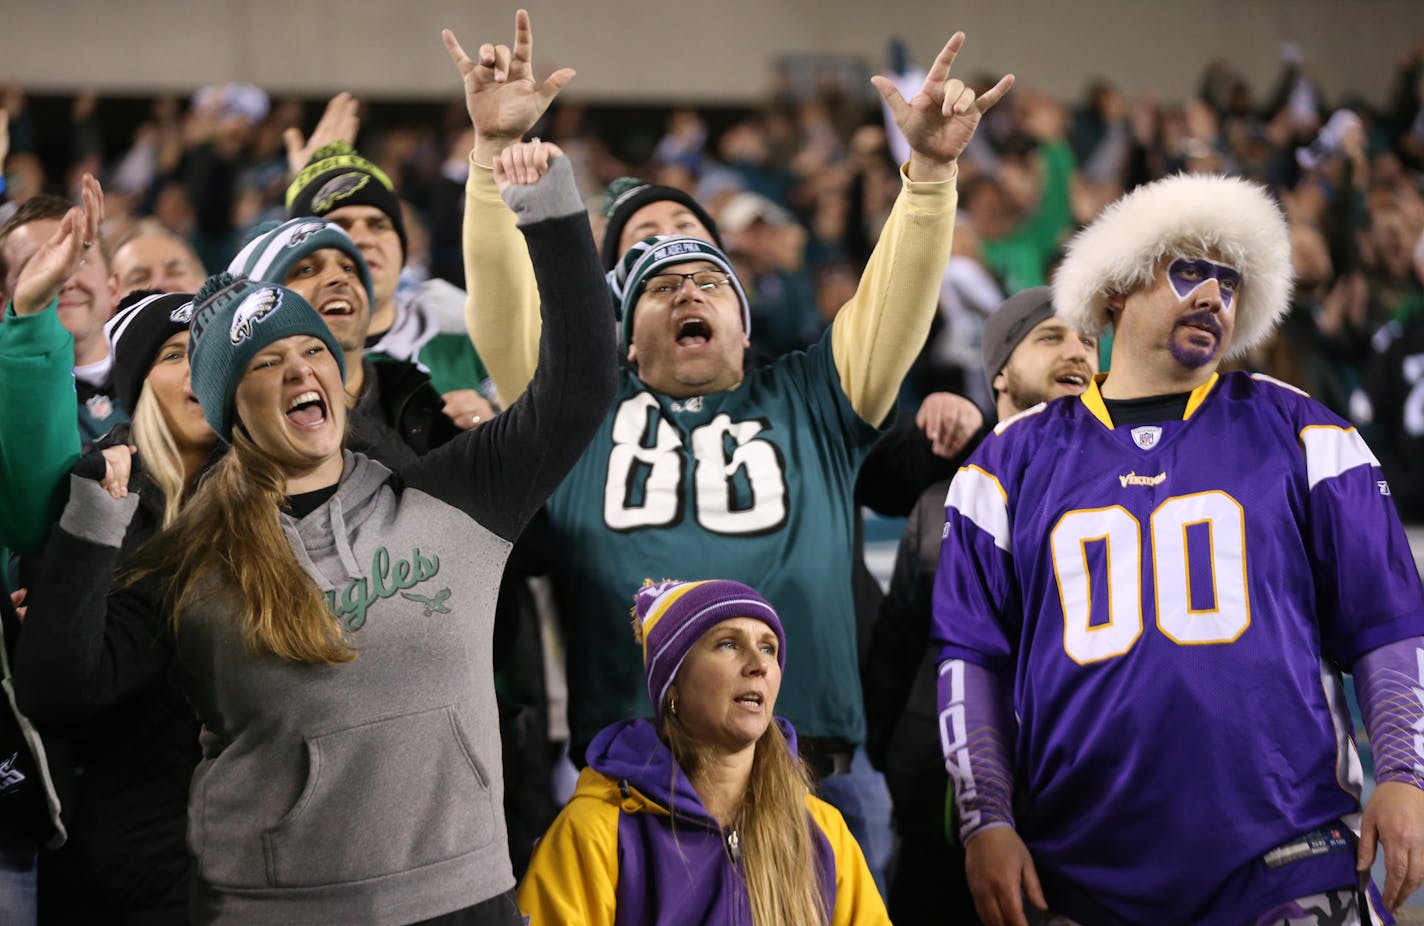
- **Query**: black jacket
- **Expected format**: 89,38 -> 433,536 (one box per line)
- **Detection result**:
348,357 -> 463,470
863,479 -> 953,840
18,429 -> 214,921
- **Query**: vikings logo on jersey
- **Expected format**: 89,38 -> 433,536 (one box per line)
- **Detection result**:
229,288 -> 283,345
311,172 -> 371,213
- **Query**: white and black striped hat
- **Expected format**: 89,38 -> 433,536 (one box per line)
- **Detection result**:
103,289 -> 196,413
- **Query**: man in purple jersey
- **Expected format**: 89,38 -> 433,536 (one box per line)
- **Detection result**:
932,173 -> 1424,926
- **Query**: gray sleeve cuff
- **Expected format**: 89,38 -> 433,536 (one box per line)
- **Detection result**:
59,474 -> 140,548
498,156 -> 583,226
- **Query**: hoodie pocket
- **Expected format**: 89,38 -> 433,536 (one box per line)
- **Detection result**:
262,705 -> 495,888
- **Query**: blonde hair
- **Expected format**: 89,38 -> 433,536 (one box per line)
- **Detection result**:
663,708 -> 828,926
126,427 -> 354,665
129,382 -> 188,529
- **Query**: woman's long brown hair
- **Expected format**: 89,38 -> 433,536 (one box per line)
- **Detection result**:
125,426 -> 353,665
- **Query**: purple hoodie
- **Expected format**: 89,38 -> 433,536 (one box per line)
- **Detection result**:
585,717 -> 838,926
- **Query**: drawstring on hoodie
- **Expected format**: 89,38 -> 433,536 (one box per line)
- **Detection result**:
327,498 -> 363,579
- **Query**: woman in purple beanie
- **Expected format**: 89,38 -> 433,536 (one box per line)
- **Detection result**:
517,578 -> 889,926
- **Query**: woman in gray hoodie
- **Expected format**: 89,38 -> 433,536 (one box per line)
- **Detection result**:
15,143 -> 614,926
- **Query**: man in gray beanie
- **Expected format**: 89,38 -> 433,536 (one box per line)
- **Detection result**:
861,284 -> 1096,922
979,285 -> 1097,421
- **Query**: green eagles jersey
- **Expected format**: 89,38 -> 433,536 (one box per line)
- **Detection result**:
548,331 -> 880,749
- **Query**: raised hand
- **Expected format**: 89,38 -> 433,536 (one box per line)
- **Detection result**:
442,9 -> 575,165
284,92 -> 360,176
493,139 -> 566,192
12,173 -> 105,316
0,109 -> 9,175
870,32 -> 1013,182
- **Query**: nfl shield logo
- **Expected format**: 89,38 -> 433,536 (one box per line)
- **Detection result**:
1130,426 -> 1162,450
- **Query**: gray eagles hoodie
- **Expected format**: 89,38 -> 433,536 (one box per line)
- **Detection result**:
16,156 -> 616,925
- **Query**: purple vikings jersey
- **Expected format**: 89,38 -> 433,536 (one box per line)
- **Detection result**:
931,372 -> 1424,925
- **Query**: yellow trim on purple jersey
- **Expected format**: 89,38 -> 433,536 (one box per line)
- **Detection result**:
1182,374 -> 1221,419
1078,373 -> 1221,428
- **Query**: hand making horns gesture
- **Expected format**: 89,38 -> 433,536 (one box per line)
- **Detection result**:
442,9 -> 575,167
871,32 -> 1014,182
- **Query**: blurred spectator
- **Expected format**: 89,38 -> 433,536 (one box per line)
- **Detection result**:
1359,227 -> 1424,522
106,220 -> 207,298
718,190 -> 820,356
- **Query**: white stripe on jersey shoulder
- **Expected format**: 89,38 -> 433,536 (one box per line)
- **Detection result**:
1249,372 -> 1310,397
946,465 -> 1011,552
992,402 -> 1047,436
1299,424 -> 1380,489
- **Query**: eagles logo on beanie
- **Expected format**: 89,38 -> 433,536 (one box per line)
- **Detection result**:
630,578 -> 786,719
188,272 -> 345,442
227,217 -> 375,312
286,141 -> 407,261
599,177 -> 721,271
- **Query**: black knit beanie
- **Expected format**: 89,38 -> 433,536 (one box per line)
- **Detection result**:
598,177 -> 721,271
103,290 -> 197,413
286,141 -> 407,261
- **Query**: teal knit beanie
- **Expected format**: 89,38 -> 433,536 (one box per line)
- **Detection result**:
188,272 -> 346,442
227,217 -> 374,310
610,235 -> 749,356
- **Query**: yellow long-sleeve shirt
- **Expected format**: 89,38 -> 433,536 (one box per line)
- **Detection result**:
462,156 -> 957,424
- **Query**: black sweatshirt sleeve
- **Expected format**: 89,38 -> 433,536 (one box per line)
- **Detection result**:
856,416 -> 987,518
13,479 -> 172,728
401,161 -> 618,542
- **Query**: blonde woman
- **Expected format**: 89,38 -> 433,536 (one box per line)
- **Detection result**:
518,579 -> 890,926
17,143 -> 614,925
6,288 -> 220,924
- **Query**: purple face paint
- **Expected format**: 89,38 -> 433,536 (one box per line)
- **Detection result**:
1168,258 -> 1241,311
1169,310 -> 1224,368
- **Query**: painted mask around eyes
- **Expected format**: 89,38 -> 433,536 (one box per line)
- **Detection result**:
1167,258 -> 1242,311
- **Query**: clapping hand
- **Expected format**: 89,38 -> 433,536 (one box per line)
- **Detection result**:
12,173 -> 104,316
284,92 -> 360,177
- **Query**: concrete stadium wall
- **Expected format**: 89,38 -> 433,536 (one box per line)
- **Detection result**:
3,0 -> 1422,105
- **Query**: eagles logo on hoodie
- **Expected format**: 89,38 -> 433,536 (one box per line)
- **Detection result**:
312,172 -> 372,213
229,287 -> 283,345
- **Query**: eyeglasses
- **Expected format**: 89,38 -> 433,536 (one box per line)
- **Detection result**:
641,270 -> 733,301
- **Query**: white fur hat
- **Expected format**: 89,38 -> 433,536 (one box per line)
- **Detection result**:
1052,174 -> 1293,358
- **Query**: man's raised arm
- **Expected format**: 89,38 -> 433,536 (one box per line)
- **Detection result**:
445,9 -> 574,405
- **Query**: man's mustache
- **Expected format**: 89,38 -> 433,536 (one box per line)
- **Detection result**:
1174,311 -> 1222,338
